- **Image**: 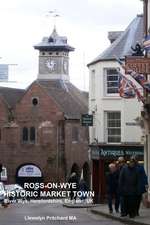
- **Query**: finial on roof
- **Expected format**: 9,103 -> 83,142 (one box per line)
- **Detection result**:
51,25 -> 58,37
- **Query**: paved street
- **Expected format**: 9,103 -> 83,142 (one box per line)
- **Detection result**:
0,201 -> 125,225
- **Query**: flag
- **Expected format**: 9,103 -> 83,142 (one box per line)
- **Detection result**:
127,70 -> 150,92
143,35 -> 150,51
118,73 -> 136,99
117,70 -> 144,103
115,55 -> 150,93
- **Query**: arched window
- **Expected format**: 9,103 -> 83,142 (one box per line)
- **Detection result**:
30,127 -> 36,142
22,127 -> 28,142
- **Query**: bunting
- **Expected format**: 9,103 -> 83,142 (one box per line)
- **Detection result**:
118,73 -> 136,99
115,56 -> 150,92
117,70 -> 144,103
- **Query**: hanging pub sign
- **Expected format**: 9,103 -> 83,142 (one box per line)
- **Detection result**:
125,56 -> 150,74
81,114 -> 93,126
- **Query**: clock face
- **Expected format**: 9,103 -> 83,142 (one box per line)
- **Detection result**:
45,59 -> 57,72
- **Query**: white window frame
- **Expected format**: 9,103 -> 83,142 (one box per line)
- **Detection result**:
105,111 -> 121,144
104,67 -> 120,96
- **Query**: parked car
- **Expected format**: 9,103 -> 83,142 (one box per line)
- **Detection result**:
0,182 -> 9,207
5,184 -> 26,201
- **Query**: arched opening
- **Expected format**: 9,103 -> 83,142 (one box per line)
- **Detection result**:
16,164 -> 43,188
70,163 -> 80,181
82,162 -> 91,189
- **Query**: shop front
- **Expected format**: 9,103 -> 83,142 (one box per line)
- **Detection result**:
90,144 -> 144,203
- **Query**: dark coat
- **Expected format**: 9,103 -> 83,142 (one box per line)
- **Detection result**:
106,170 -> 119,194
136,164 -> 148,194
79,179 -> 88,192
119,165 -> 140,196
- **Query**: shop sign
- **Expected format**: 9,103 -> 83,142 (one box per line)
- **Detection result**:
18,165 -> 42,177
125,56 -> 150,74
91,147 -> 144,159
91,148 -> 99,159
81,114 -> 93,126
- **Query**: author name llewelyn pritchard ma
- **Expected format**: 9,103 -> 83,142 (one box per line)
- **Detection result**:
24,215 -> 77,221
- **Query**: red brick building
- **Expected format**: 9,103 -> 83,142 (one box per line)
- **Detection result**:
0,28 -> 90,187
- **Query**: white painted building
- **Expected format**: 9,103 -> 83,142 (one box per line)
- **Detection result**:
87,15 -> 144,202
89,61 -> 143,144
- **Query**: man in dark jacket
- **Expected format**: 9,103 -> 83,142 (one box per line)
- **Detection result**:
119,157 -> 140,218
117,157 -> 126,217
131,155 -> 148,216
106,163 -> 120,213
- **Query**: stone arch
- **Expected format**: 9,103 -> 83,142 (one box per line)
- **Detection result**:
70,163 -> 80,181
16,163 -> 43,188
82,162 -> 91,188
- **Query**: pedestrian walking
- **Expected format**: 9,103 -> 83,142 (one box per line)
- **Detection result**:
131,155 -> 148,216
106,163 -> 120,213
79,178 -> 88,202
119,156 -> 140,218
117,157 -> 126,217
68,172 -> 79,202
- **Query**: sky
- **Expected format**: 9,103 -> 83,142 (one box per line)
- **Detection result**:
0,0 -> 143,90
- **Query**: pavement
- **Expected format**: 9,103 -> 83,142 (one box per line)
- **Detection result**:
0,201 -> 125,225
63,202 -> 150,225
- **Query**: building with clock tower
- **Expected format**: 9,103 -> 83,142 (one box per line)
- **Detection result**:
0,27 -> 90,188
34,27 -> 74,81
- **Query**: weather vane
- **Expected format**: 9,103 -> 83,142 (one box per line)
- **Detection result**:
46,9 -> 60,28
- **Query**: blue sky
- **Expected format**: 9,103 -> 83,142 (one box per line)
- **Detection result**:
0,0 -> 143,90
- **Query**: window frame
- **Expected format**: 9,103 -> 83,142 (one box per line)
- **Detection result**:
105,111 -> 121,144
22,126 -> 36,144
31,97 -> 39,106
22,127 -> 29,143
104,67 -> 120,96
30,127 -> 36,143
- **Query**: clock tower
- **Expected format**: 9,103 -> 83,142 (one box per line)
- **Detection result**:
34,27 -> 74,80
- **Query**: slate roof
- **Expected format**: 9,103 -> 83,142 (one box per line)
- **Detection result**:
37,79 -> 88,119
0,80 -> 88,119
34,27 -> 74,52
0,86 -> 25,108
88,14 -> 144,66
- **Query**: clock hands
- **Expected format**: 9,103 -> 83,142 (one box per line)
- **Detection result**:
45,60 -> 56,71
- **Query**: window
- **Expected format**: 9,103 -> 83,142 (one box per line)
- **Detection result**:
22,127 -> 28,142
48,37 -> 54,42
32,97 -> 39,106
30,127 -> 36,142
105,68 -> 119,94
22,127 -> 36,143
72,127 -> 79,142
106,112 -> 121,143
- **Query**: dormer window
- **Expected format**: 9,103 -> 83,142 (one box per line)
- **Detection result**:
48,37 -> 54,43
